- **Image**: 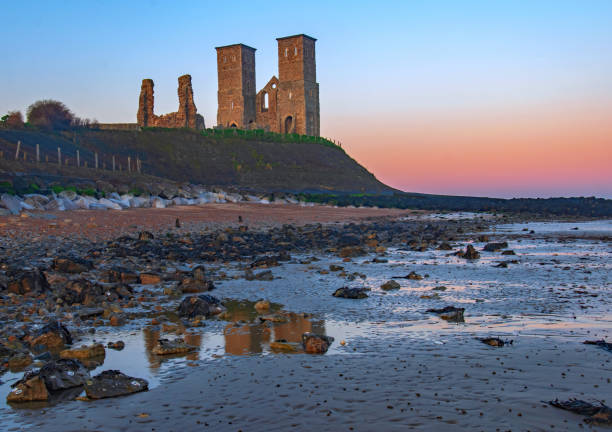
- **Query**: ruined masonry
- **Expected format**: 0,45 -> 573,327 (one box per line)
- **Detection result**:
137,74 -> 204,129
216,34 -> 320,136
134,34 -> 319,136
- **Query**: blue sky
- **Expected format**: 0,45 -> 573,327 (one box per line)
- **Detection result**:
2,0 -> 611,197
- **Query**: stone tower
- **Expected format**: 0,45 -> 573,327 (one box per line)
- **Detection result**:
216,44 -> 256,129
276,34 -> 320,136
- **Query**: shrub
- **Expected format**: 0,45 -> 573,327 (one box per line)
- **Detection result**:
2,111 -> 24,129
27,100 -> 75,131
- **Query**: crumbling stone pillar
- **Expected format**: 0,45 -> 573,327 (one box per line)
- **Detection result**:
137,79 -> 154,127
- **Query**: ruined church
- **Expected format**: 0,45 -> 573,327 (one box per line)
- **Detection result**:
135,34 -> 319,137
216,34 -> 320,136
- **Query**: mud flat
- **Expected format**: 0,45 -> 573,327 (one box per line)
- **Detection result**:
0,210 -> 610,431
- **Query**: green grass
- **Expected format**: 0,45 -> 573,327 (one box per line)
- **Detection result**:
200,128 -> 343,151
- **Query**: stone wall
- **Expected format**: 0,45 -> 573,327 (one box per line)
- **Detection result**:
137,75 -> 203,129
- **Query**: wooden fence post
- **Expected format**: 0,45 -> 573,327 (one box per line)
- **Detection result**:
15,141 -> 21,160
36,144 -> 40,163
76,150 -> 80,167
95,152 -> 98,169
112,155 -> 115,172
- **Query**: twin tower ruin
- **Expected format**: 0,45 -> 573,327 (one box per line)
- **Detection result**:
136,34 -> 320,136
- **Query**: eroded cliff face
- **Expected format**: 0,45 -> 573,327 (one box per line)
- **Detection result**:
137,75 -> 203,129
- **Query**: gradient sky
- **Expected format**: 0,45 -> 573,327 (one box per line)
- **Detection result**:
2,0 -> 611,198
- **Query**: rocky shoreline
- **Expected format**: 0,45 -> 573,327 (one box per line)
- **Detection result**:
1,211 -> 610,430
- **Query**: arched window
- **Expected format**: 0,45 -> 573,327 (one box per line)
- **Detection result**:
231,101 -> 234,110
289,91 -> 292,100
284,47 -> 288,57
262,92 -> 269,111
223,56 -> 227,63
294,46 -> 298,56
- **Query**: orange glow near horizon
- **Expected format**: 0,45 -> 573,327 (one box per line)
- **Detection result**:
328,100 -> 612,197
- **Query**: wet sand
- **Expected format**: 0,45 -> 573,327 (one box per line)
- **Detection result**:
0,203 -> 418,241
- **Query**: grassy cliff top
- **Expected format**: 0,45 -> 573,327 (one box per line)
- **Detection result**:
0,128 -> 392,194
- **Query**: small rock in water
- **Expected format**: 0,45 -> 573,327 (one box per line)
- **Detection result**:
332,287 -> 369,299
245,269 -> 274,281
583,340 -> 612,352
427,306 -> 465,322
477,337 -> 513,347
107,341 -> 125,350
302,333 -> 334,354
84,370 -> 148,399
177,295 -> 223,318
254,300 -> 271,311
483,242 -> 508,252
380,280 -> 401,291
458,245 -> 480,260
549,399 -> 612,425
393,271 -> 422,280
152,338 -> 196,355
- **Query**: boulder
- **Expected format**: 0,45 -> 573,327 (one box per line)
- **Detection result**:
38,359 -> 90,391
7,375 -> 48,403
302,333 -> 334,354
332,287 -> 369,299
52,256 -> 94,274
8,353 -> 32,370
60,343 -> 105,360
84,370 -> 148,399
6,268 -> 50,295
57,279 -> 105,305
1,193 -> 22,215
30,321 -> 72,349
177,295 -> 223,318
151,338 -> 196,355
